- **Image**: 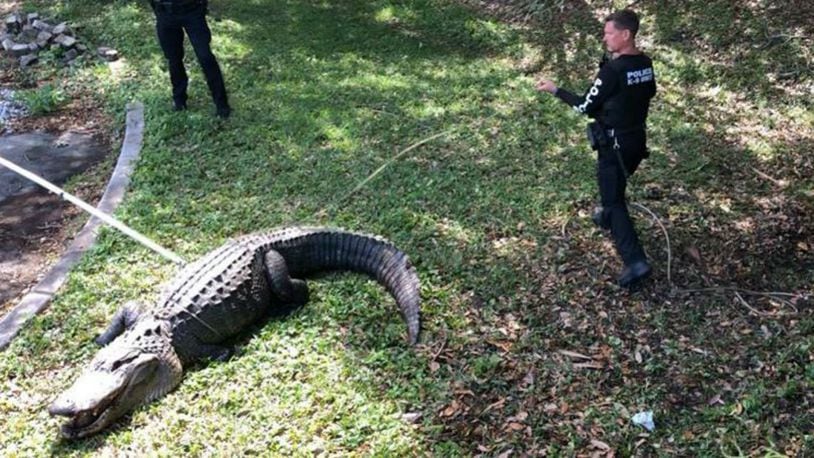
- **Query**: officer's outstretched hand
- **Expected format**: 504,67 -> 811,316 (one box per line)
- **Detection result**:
535,78 -> 557,94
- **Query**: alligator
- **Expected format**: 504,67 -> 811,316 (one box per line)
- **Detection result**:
48,226 -> 421,439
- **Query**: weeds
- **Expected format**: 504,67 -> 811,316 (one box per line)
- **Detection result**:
15,83 -> 67,116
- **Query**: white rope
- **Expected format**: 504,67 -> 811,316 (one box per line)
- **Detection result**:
0,155 -> 186,265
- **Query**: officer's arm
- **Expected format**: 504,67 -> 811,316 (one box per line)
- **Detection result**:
553,65 -> 617,116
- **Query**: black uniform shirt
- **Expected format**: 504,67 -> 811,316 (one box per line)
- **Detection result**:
555,53 -> 656,129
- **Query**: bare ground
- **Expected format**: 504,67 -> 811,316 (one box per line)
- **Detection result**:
0,58 -> 116,316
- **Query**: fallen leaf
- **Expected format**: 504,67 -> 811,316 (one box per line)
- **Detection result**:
686,246 -> 703,264
591,439 -> 611,450
506,422 -> 525,431
543,403 -> 558,414
482,398 -> 506,414
441,400 -> 461,418
400,412 -> 422,423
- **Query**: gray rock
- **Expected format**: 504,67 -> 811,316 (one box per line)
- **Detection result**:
63,48 -> 78,61
20,26 -> 40,42
11,43 -> 30,57
36,30 -> 52,47
54,34 -> 76,48
27,42 -> 39,51
26,13 -> 39,23
19,54 -> 38,68
2,38 -> 15,51
5,14 -> 22,34
51,22 -> 69,36
76,43 -> 88,52
97,46 -> 119,61
32,19 -> 53,32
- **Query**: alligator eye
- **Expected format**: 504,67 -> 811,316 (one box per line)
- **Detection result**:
111,359 -> 125,370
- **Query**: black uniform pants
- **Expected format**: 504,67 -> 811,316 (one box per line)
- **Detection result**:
153,2 -> 229,110
595,129 -> 648,266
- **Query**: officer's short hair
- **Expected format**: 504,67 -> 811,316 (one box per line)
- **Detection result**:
605,9 -> 640,37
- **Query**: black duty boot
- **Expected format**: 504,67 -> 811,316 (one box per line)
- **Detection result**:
592,206 -> 610,230
173,101 -> 187,112
215,105 -> 231,119
617,260 -> 652,288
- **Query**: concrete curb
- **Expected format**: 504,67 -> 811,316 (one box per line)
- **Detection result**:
0,102 -> 145,350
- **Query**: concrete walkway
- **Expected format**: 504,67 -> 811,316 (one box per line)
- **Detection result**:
0,102 -> 145,350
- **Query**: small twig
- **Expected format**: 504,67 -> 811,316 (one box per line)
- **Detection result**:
310,128 -> 453,222
430,331 -> 447,362
733,291 -> 770,317
750,166 -> 787,188
560,212 -> 573,239
677,287 -> 803,298
677,287 -> 803,314
324,129 -> 452,214
630,201 -> 671,284
362,107 -> 400,118
558,349 -> 593,360
688,159 -> 711,174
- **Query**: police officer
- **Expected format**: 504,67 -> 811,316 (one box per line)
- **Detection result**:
150,0 -> 231,119
536,9 -> 656,288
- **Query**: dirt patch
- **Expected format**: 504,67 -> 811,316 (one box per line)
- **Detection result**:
0,132 -> 112,316
0,94 -> 115,318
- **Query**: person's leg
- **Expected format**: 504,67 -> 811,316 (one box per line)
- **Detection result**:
181,6 -> 230,117
597,149 -> 646,266
155,13 -> 188,109
596,142 -> 651,288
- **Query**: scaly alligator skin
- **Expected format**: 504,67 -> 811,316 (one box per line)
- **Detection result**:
49,227 -> 420,439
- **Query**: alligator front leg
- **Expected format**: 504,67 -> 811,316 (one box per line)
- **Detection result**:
95,300 -> 145,346
264,250 -> 310,308
185,342 -> 233,362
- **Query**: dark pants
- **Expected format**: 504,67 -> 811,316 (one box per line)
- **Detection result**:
596,130 -> 648,266
153,3 -> 229,111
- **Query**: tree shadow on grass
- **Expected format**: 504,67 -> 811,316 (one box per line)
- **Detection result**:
638,0 -> 813,100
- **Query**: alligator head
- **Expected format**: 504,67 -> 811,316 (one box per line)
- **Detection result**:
49,319 -> 183,439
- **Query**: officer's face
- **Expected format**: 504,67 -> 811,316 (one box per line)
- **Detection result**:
603,21 -> 629,53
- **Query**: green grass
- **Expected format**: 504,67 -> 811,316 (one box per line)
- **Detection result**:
15,83 -> 68,116
1,0 -> 813,456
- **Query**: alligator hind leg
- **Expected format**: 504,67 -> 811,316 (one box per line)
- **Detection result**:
263,250 -> 309,309
95,300 -> 144,346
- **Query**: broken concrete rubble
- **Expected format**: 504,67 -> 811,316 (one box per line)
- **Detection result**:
2,11 -> 119,68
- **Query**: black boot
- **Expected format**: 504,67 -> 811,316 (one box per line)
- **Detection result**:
215,105 -> 231,119
617,260 -> 652,288
592,206 -> 610,230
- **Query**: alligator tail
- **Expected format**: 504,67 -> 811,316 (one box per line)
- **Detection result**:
263,227 -> 421,345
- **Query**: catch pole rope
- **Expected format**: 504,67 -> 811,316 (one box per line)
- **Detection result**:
0,155 -> 186,265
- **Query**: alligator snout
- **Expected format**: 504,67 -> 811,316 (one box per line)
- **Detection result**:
48,398 -> 77,417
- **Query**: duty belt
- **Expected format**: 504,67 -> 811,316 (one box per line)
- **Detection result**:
151,0 -> 203,14
605,124 -> 645,138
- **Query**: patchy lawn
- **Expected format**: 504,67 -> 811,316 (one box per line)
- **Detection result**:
0,0 -> 812,456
